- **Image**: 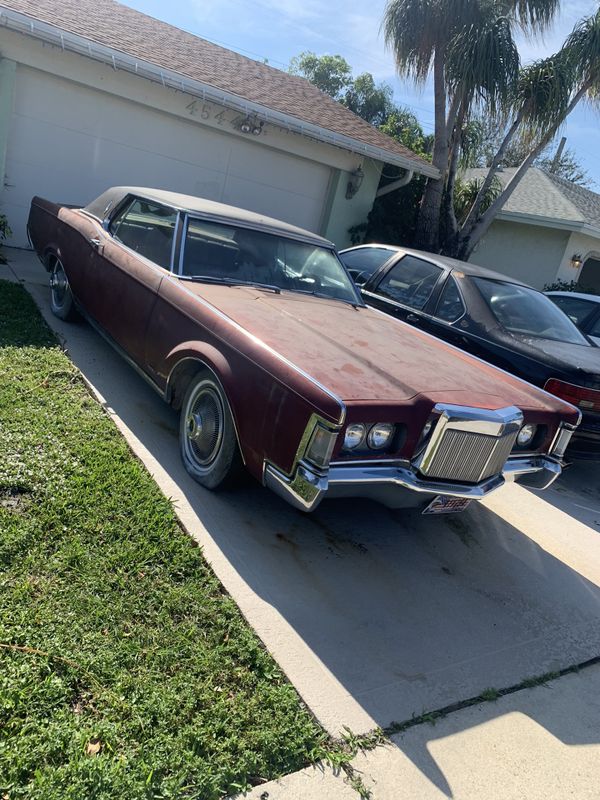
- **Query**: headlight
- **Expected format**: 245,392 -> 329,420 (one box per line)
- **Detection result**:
343,423 -> 366,450
516,423 -> 536,447
367,423 -> 395,449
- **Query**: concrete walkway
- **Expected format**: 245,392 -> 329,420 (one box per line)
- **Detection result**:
4,246 -> 600,798
238,664 -> 600,799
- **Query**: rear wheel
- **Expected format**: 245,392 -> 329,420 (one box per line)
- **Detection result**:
49,258 -> 78,321
179,372 -> 242,490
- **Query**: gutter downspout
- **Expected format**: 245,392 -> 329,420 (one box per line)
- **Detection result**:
375,169 -> 414,198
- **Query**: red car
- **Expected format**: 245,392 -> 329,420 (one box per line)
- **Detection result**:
28,188 -> 580,514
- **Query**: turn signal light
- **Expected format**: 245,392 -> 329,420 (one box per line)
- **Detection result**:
545,379 -> 600,412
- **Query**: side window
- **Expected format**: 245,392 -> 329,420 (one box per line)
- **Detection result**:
374,255 -> 443,310
589,314 -> 600,337
550,296 -> 596,327
434,276 -> 465,323
109,197 -> 177,269
340,247 -> 396,282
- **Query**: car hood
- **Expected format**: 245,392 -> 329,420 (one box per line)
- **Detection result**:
510,334 -> 600,385
186,284 -> 571,411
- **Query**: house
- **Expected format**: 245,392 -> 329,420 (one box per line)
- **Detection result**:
0,0 -> 436,249
465,167 -> 600,291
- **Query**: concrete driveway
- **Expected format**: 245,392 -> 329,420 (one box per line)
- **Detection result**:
4,247 -> 600,785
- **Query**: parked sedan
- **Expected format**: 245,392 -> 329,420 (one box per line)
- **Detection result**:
340,245 -> 599,459
547,291 -> 600,346
28,189 -> 579,514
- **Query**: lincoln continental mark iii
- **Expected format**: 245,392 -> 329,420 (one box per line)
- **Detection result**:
28,188 -> 580,514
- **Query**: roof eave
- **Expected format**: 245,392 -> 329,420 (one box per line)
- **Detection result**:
496,209 -> 590,234
0,7 -> 439,178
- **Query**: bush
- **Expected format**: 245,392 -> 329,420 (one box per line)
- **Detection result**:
543,278 -> 599,295
0,213 -> 12,264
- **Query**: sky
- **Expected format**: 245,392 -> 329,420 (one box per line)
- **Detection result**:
122,0 -> 600,186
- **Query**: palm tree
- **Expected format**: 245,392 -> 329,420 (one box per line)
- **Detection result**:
457,6 -> 600,259
382,0 -> 561,252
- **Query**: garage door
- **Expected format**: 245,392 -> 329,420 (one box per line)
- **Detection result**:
3,66 -> 332,247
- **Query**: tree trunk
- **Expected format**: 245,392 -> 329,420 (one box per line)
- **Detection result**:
414,51 -> 450,252
440,101 -> 467,255
457,84 -> 590,261
459,105 -> 527,236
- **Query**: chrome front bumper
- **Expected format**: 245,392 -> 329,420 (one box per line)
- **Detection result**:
263,455 -> 562,513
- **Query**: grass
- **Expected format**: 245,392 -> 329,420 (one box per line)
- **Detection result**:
0,281 -> 330,799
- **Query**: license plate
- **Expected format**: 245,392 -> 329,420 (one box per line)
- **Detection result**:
423,496 -> 472,515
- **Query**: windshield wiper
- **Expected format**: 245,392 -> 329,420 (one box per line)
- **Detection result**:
180,275 -> 281,294
289,287 -> 363,309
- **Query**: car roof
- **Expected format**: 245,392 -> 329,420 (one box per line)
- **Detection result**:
84,186 -> 334,247
546,290 -> 600,302
344,243 -> 533,288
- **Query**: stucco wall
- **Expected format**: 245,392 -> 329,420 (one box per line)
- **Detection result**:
469,219 -> 571,289
555,231 -> 600,286
322,158 -> 381,248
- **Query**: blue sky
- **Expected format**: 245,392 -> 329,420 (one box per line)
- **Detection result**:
123,0 -> 600,186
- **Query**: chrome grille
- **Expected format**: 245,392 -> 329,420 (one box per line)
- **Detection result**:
423,429 -> 518,483
415,404 -> 524,484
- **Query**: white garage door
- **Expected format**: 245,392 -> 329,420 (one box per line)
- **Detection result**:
3,66 -> 332,247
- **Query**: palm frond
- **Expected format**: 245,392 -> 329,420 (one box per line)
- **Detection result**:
446,10 -> 520,111
513,54 -> 575,133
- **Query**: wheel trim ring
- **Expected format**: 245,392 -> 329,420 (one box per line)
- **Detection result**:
183,384 -> 225,470
51,262 -> 68,307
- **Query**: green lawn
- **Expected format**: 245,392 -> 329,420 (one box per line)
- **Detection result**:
0,281 -> 327,799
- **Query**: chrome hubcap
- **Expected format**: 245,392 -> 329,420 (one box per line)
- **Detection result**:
184,385 -> 224,468
50,263 -> 68,305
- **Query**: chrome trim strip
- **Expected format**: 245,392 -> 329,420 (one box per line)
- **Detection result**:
169,211 -> 181,272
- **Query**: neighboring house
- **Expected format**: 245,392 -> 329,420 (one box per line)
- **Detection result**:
465,167 -> 600,291
0,0 -> 436,249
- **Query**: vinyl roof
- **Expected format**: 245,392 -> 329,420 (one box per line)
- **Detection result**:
0,0 -> 437,175
84,187 -> 334,245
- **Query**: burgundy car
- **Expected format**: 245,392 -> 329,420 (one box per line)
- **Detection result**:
28,188 -> 580,514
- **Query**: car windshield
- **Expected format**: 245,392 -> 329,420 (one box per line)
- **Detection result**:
474,277 -> 590,346
180,218 -> 362,305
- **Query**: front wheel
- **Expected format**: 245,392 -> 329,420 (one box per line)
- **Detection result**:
179,372 -> 242,490
49,258 -> 78,321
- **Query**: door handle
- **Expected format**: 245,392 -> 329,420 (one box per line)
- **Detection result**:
406,313 -> 420,323
89,237 -> 103,250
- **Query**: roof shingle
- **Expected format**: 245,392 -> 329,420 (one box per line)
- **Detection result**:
0,0 -> 434,173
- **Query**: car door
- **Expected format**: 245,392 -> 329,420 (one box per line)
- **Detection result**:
362,254 -> 446,327
81,196 -> 178,366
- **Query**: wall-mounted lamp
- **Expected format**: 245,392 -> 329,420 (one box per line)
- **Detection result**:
237,115 -> 264,136
570,253 -> 583,270
346,166 -> 365,200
